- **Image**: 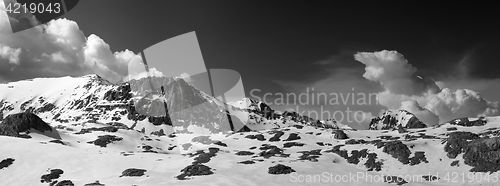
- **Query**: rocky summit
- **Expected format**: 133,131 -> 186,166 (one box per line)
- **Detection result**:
369,110 -> 427,130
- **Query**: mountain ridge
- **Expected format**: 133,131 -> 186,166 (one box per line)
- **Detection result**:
0,74 -> 353,134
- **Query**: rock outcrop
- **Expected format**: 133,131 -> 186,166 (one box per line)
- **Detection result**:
369,110 -> 427,130
0,112 -> 52,137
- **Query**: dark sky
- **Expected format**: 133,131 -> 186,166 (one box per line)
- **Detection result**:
63,0 -> 500,97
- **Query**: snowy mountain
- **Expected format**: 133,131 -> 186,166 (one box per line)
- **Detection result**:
0,75 -> 236,135
228,97 -> 258,110
0,75 -> 346,134
368,110 -> 427,130
1,75 -> 500,186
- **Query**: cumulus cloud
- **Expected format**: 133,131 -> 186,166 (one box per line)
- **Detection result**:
355,50 -> 500,125
400,100 -> 439,125
0,44 -> 20,64
355,50 -> 440,96
42,51 -> 70,63
425,88 -> 499,122
125,55 -> 164,81
178,72 -> 193,83
0,6 -> 141,83
126,67 -> 164,81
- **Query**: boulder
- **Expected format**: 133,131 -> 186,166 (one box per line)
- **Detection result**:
120,168 -> 147,177
268,164 -> 295,174
333,130 -> 348,139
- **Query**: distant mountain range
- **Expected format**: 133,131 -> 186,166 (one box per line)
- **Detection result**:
0,74 -> 358,134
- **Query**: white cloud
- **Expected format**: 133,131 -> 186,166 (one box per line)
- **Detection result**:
178,72 -> 193,83
125,54 -> 164,81
149,68 -> 165,77
125,67 -> 164,81
436,78 -> 500,103
400,99 -> 439,126
82,34 -> 136,82
42,51 -> 69,63
355,50 -> 440,96
355,50 -> 500,124
0,15 -> 141,83
424,88 -> 499,122
0,44 -> 20,64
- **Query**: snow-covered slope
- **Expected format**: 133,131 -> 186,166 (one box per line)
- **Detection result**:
228,97 -> 257,110
0,74 -> 115,122
1,113 -> 500,185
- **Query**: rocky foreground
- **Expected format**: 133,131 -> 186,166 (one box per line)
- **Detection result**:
1,112 -> 500,186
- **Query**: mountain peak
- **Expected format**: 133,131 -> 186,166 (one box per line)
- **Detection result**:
228,97 -> 258,109
81,74 -> 112,85
369,109 -> 427,130
82,74 -> 101,78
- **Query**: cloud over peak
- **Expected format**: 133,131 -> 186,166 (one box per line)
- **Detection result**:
355,50 -> 440,96
355,50 -> 500,125
0,6 -> 142,83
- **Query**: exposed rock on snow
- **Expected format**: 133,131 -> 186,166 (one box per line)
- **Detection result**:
40,169 -> 64,183
54,180 -> 75,186
120,168 -> 147,177
268,164 -> 295,174
176,164 -> 214,180
0,158 -> 14,170
382,141 -> 411,164
447,117 -> 487,127
83,181 -> 105,186
87,135 -> 123,147
333,130 -> 349,139
0,112 -> 54,138
369,110 -> 427,130
463,137 -> 500,172
444,131 -> 479,159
